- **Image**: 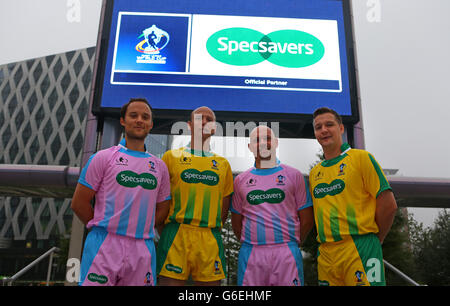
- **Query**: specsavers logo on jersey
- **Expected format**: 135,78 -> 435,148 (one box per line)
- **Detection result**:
87,273 -> 108,284
313,179 -> 345,199
116,171 -> 158,190
206,27 -> 325,68
247,188 -> 285,205
181,169 -> 219,186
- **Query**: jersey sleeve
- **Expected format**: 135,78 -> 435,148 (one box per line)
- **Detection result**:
222,160 -> 234,197
161,150 -> 171,173
230,175 -> 243,214
78,151 -> 105,191
295,171 -> 313,211
157,159 -> 171,203
361,152 -> 392,198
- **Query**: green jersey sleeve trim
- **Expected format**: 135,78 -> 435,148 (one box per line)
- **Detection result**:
368,153 -> 392,198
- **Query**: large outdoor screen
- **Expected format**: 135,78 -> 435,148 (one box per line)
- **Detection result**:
92,0 -> 359,137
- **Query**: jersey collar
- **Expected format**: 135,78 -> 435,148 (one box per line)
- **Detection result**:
250,159 -> 283,176
184,142 -> 214,157
321,143 -> 351,167
118,138 -> 151,158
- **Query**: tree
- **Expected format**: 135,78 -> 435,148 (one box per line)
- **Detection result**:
381,205 -> 417,285
301,227 -> 319,285
222,216 -> 240,285
409,209 -> 450,285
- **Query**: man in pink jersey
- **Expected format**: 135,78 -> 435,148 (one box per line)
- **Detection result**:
71,98 -> 170,286
231,126 -> 314,286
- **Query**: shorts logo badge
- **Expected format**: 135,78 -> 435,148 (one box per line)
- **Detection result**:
355,270 -> 366,286
214,261 -> 221,275
87,273 -> 108,284
144,272 -> 152,286
166,264 -> 183,274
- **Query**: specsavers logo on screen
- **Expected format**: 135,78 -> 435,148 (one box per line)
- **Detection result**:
135,25 -> 170,64
206,27 -> 325,68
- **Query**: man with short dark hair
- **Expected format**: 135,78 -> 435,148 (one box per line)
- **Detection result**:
119,97 -> 153,120
309,107 -> 397,286
71,98 -> 170,286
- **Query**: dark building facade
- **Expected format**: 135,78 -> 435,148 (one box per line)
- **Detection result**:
0,47 -> 96,283
0,46 -> 171,284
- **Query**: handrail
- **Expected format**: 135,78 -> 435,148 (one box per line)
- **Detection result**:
1,247 -> 60,286
0,247 -> 424,286
383,259 -> 423,286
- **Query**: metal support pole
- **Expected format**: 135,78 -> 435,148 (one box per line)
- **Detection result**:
65,107 -> 98,286
46,251 -> 55,286
342,126 -> 349,145
384,260 -> 422,286
1,247 -> 59,286
348,0 -> 365,150
100,117 -> 122,149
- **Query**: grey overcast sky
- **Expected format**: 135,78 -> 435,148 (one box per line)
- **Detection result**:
351,0 -> 450,227
0,0 -> 448,227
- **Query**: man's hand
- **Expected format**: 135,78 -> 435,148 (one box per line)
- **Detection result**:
71,183 -> 95,225
375,190 -> 397,244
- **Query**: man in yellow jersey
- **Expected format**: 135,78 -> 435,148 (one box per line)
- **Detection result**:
309,107 -> 397,286
157,106 -> 233,285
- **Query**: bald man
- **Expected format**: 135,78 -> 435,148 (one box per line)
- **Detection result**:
231,126 -> 314,286
156,107 -> 233,286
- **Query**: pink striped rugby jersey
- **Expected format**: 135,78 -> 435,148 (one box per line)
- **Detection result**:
78,142 -> 170,239
231,164 -> 312,245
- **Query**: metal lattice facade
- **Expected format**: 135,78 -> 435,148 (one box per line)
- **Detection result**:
0,48 -> 95,166
0,47 -> 96,242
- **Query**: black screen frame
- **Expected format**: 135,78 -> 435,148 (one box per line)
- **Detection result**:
90,0 -> 360,139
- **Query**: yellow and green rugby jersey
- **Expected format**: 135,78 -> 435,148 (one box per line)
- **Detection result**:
162,147 -> 233,228
309,143 -> 392,243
